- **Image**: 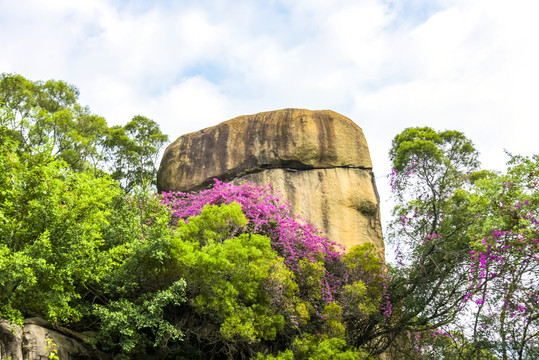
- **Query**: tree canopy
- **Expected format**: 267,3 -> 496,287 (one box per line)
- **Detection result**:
387,127 -> 538,359
0,72 -> 167,190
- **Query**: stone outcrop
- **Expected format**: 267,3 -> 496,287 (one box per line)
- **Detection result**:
157,109 -> 384,257
0,318 -> 109,360
0,320 -> 23,360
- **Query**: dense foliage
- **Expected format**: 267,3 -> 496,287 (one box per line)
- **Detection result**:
0,115 -> 121,324
0,108 -> 185,354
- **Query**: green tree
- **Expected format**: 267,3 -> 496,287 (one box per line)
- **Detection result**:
389,126 -> 479,236
387,127 -> 538,359
0,111 -> 121,323
459,154 -> 538,360
0,73 -> 108,172
2,107 -> 186,356
104,115 -> 168,192
386,127 -> 480,346
168,203 -> 299,358
1,73 -> 169,187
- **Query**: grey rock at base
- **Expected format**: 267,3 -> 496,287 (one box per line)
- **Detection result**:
1,320 -> 23,360
0,318 -> 109,360
158,108 -> 384,258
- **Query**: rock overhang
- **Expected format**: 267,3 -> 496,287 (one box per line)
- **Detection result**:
157,108 -> 373,192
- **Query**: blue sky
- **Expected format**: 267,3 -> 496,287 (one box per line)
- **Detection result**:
1,0 -> 539,240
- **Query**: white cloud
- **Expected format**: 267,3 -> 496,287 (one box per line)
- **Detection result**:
146,76 -> 232,135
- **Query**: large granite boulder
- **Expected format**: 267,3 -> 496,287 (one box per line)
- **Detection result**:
158,109 -> 384,257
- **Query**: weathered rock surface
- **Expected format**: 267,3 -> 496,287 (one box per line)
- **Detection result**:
158,109 -> 384,257
0,320 -> 23,360
0,318 -> 109,360
232,168 -> 383,253
158,109 -> 372,192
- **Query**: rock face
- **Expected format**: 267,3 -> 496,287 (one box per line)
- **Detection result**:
0,320 -> 23,360
0,318 -> 110,360
158,109 -> 384,257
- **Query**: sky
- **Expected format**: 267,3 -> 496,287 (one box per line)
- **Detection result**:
1,0 -> 538,246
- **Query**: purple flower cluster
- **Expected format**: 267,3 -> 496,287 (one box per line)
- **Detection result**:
390,162 -> 418,192
160,179 -> 346,302
380,271 -> 392,318
161,179 -> 343,263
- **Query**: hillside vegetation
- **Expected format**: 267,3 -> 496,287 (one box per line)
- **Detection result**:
1,74 -> 537,359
